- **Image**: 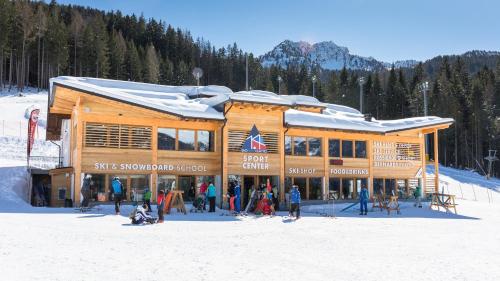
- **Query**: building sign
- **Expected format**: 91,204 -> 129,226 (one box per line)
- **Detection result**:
242,155 -> 269,170
330,168 -> 369,176
242,125 -> 267,153
94,162 -> 208,172
373,141 -> 420,168
288,168 -> 317,175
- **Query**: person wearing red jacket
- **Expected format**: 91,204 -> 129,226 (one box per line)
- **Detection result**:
199,182 -> 208,210
157,190 -> 165,223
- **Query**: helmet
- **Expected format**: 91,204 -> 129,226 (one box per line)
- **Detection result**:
114,176 -> 120,180
85,174 -> 92,179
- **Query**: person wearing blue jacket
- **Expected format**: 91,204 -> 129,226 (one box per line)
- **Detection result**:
359,184 -> 369,215
234,182 -> 241,213
111,177 -> 123,215
289,184 -> 301,219
207,182 -> 216,212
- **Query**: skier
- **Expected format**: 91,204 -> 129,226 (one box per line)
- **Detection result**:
359,184 -> 369,215
81,174 -> 92,208
289,184 -> 301,219
207,182 -> 216,212
111,177 -> 123,215
199,182 -> 208,210
157,190 -> 165,223
129,204 -> 157,224
143,188 -> 152,213
234,181 -> 241,213
228,182 -> 235,211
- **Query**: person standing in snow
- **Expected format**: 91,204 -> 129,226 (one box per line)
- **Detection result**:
359,184 -> 369,215
228,182 -> 235,211
414,182 -> 423,208
207,182 -> 216,212
81,174 -> 92,208
234,181 -> 241,213
157,190 -> 165,223
289,184 -> 301,219
143,188 -> 152,213
199,182 -> 208,210
111,177 -> 123,215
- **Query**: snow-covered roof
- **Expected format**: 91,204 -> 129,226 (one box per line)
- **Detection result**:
49,77 -> 228,120
49,76 -> 453,133
285,108 -> 454,133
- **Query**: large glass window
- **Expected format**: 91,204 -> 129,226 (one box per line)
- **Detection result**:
385,179 -> 396,196
285,136 -> 292,155
355,178 -> 368,199
178,176 -> 196,201
329,139 -> 340,157
158,175 -> 176,195
342,140 -> 353,158
178,130 -> 195,150
342,178 -> 354,199
373,178 -> 384,196
293,137 -> 307,156
87,174 -> 106,202
197,130 -> 214,152
308,138 -> 322,157
293,177 -> 307,199
158,128 -> 176,150
130,175 -> 150,202
308,177 -> 323,200
355,141 -> 367,158
328,178 -> 341,200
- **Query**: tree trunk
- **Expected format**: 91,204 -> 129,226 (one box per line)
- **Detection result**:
41,40 -> 44,89
454,126 -> 458,168
74,37 -> 77,76
26,54 -> 30,88
21,39 -> 26,91
37,35 -> 41,91
8,50 -> 13,90
0,51 -> 3,89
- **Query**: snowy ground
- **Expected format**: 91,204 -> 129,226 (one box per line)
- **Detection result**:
1,89 -> 500,280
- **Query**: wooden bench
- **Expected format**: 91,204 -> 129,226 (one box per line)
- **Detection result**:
430,193 -> 457,214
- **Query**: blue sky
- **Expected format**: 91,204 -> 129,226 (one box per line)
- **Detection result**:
56,0 -> 499,62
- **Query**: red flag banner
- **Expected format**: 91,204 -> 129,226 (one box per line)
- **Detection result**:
27,109 -> 40,158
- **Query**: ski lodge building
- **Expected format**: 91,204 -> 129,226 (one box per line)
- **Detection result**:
46,76 -> 453,207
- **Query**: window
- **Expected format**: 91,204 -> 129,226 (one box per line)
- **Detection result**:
385,179 -> 396,196
158,128 -> 176,150
355,141 -> 367,158
158,175 -> 176,195
329,139 -> 340,157
197,130 -> 214,152
342,178 -> 354,199
308,177 -> 323,200
57,188 -> 66,201
87,174 -> 106,202
293,177 -> 307,199
285,136 -> 292,155
308,138 -> 322,157
178,130 -> 195,151
293,137 -> 307,156
355,178 -> 368,199
342,140 -> 353,158
179,176 -> 196,201
85,123 -> 151,149
373,178 -> 384,196
130,175 -> 150,202
329,178 -> 341,200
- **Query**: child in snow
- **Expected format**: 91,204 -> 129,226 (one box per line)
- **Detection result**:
359,184 -> 369,215
130,204 -> 157,224
143,188 -> 152,213
157,190 -> 165,223
111,177 -> 123,215
289,185 -> 301,219
207,182 -> 216,212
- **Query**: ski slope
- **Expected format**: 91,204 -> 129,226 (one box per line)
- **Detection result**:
1,89 -> 500,281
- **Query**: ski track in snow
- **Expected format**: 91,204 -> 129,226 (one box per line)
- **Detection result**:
0,89 -> 500,280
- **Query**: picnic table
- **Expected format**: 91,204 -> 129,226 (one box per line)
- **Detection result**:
430,193 -> 457,214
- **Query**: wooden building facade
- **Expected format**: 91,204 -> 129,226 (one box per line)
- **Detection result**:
46,77 -> 453,207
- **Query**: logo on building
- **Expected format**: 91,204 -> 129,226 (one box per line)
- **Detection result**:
242,125 -> 267,153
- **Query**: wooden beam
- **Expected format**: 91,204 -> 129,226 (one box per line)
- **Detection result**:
434,129 -> 439,193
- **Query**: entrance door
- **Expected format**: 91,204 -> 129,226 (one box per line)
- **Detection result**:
178,176 -> 195,202
243,176 -> 256,207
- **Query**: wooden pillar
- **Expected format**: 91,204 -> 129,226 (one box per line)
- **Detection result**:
73,97 -> 83,206
323,134 -> 329,200
222,124 -> 228,209
434,129 -> 439,193
421,133 -> 427,196
151,126 -> 158,202
368,139 -> 374,199
280,124 -> 286,203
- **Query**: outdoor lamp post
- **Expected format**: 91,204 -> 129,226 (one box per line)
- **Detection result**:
419,81 -> 430,157
277,75 -> 282,94
312,75 -> 317,98
358,77 -> 366,113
